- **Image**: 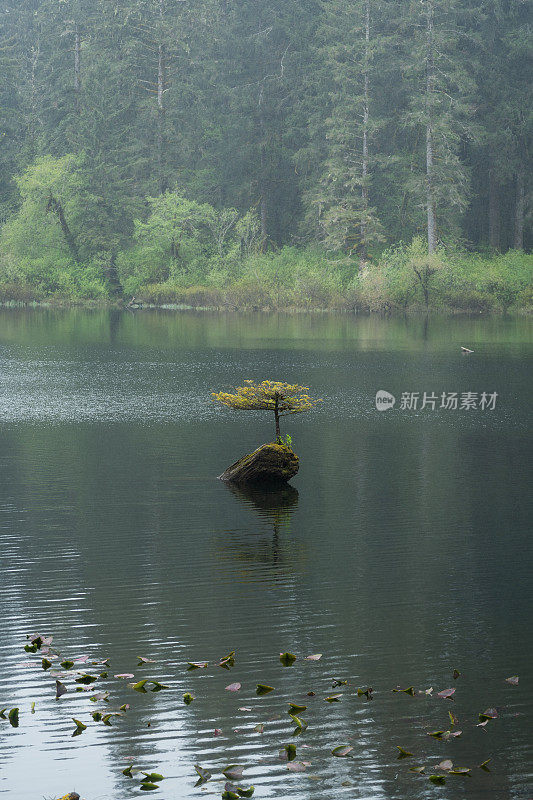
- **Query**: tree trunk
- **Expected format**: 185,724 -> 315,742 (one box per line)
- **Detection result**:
514,161 -> 525,249
74,24 -> 81,100
157,42 -> 167,193
47,194 -> 80,263
360,0 -> 370,252
425,0 -> 437,254
488,161 -> 500,250
258,85 -> 268,250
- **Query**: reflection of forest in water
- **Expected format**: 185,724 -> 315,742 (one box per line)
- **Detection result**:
215,482 -> 303,580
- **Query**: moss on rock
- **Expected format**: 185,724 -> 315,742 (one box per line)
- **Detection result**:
218,442 -> 299,485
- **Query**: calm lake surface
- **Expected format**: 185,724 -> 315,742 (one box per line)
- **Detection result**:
0,309 -> 531,800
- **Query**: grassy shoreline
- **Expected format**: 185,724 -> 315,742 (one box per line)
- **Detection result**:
1,240 -> 531,314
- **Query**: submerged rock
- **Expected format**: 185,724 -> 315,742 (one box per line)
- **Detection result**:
218,442 -> 299,485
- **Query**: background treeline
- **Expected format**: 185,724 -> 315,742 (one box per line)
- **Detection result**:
0,0 -> 531,310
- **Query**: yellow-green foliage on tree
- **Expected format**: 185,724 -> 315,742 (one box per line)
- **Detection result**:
212,380 -> 322,439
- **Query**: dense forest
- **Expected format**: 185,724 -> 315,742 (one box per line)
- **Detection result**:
0,0 -> 531,310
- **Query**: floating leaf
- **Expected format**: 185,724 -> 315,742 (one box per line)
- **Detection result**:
223,765 -> 244,781
24,644 -> 38,653
393,686 -> 415,696
356,687 -> 373,699
138,656 -> 156,666
280,652 -> 296,667
8,708 -> 19,728
331,745 -> 353,757
119,704 -> 130,712
92,711 -> 102,722
479,708 -> 498,722
115,673 -> 134,679
122,765 -> 133,777
99,671 -> 108,679
436,760 -> 453,772
214,728 -> 222,736
187,661 -> 208,671
72,718 -> 87,733
194,764 -> 212,786
254,723 -> 264,734
427,730 -> 445,739
505,675 -> 519,685
237,788 -> 254,798
31,702 -> 35,714
142,773 -> 164,782
450,768 -> 471,775
479,759 -> 491,772
42,658 -> 52,670
288,703 -> 307,714
238,707 -> 252,712
448,711 -> 458,727
0,710 -> 6,718
219,652 -> 236,670
325,694 -> 342,702
55,680 -> 67,700
256,684 -> 274,696
453,669 -> 461,680
289,714 -> 308,734
283,743 -> 297,761
225,682 -> 241,692
331,678 -> 348,687
396,746 -> 414,759
429,775 -> 446,785
75,674 -> 98,685
183,692 -> 195,705
287,761 -> 308,772
305,654 -> 322,661
410,766 -> 426,774
60,660 -> 75,670
130,679 -> 149,693
90,692 -> 109,703
102,713 -> 114,726
437,688 -> 456,700
150,681 -> 168,692
222,792 -> 239,800
445,730 -> 463,738
139,783 -> 158,791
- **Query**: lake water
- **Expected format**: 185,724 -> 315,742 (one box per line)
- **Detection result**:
0,309 -> 531,800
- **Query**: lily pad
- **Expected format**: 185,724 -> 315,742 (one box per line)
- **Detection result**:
280,652 -> 296,666
393,686 -> 415,696
115,673 -> 134,679
139,783 -> 158,791
437,688 -> 455,700
194,764 -> 212,786
331,745 -> 353,757
479,708 -> 498,722
450,768 -> 471,775
225,682 -> 241,692
429,775 -> 446,785
183,692 -> 195,705
287,761 -> 309,772
223,765 -> 245,781
305,654 -> 322,661
289,714 -> 308,734
436,760 -> 453,771
427,730 -> 445,739
130,679 -> 149,693
55,680 -> 67,700
288,703 -> 307,714
42,658 -> 52,670
187,661 -> 208,671
256,684 -> 275,696
325,694 -> 342,702
479,759 -> 491,772
8,708 -> 19,728
396,746 -> 414,759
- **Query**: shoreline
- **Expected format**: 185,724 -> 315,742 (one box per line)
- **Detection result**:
0,298 -> 531,316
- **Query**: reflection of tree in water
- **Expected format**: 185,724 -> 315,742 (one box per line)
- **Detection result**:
218,483 -> 302,577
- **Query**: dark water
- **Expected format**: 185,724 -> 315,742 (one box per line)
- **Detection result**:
0,309 -> 531,800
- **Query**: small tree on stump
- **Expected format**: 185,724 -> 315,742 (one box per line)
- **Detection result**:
212,380 -> 322,441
